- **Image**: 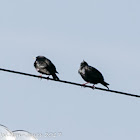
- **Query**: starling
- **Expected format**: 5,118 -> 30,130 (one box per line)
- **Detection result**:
78,60 -> 109,89
34,56 -> 59,80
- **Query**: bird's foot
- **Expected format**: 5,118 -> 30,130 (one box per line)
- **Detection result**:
38,74 -> 42,80
92,85 -> 95,89
46,76 -> 50,80
82,82 -> 89,86
106,87 -> 109,90
81,82 -> 89,88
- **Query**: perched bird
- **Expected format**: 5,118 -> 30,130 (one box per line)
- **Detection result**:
34,56 -> 59,80
78,60 -> 109,89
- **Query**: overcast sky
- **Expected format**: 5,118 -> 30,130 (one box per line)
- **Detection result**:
0,0 -> 140,140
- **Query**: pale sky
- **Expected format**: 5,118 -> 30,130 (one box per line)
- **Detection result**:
0,0 -> 140,140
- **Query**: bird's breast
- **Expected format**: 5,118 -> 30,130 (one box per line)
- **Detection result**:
79,68 -> 86,75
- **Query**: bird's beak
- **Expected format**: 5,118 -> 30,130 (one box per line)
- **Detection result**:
33,57 -> 36,59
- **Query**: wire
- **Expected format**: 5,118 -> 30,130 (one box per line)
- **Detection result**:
0,68 -> 140,98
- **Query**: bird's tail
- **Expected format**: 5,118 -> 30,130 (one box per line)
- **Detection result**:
52,73 -> 59,80
101,81 -> 109,89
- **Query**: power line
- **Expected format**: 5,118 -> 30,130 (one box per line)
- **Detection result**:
0,68 -> 140,98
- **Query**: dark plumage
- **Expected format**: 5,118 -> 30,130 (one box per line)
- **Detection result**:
34,56 -> 59,80
78,60 -> 109,89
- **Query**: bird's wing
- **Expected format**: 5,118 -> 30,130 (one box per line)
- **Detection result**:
45,58 -> 58,73
86,65 -> 104,80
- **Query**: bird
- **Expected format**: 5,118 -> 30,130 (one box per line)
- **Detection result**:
34,56 -> 59,80
78,60 -> 109,89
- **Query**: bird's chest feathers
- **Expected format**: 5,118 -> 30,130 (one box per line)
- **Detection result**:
79,67 -> 86,75
36,61 -> 46,68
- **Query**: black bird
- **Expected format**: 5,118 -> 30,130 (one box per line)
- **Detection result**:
78,60 -> 109,89
34,56 -> 59,80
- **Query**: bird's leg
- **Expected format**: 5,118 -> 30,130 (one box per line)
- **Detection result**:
81,82 -> 89,88
82,82 -> 89,86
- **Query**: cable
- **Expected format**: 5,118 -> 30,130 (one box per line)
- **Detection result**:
0,68 -> 140,98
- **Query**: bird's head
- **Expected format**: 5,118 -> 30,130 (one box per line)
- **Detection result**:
80,60 -> 88,67
36,56 -> 46,61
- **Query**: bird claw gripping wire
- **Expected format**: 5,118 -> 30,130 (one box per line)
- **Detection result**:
92,85 -> 95,90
